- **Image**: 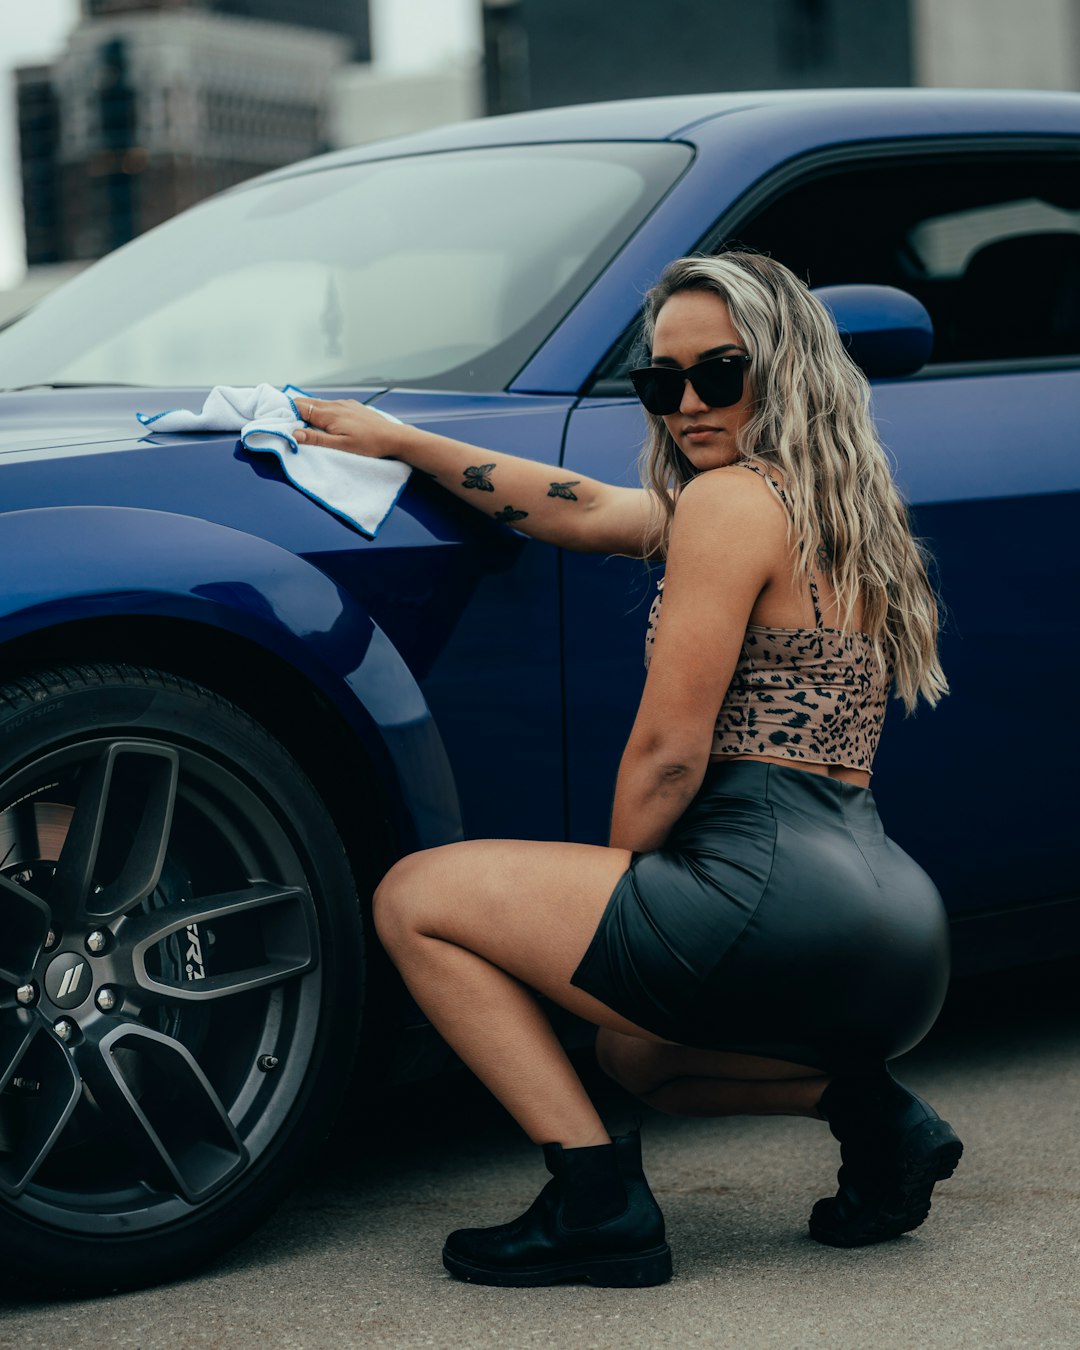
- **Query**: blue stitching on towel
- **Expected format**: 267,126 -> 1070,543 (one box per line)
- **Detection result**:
270,454 -> 387,539
136,384 -> 405,538
243,428 -> 298,451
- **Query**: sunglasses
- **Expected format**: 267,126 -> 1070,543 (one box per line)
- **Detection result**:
629,354 -> 752,416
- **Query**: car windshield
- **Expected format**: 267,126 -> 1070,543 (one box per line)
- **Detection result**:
0,142 -> 690,393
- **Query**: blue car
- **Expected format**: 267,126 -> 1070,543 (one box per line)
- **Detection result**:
0,87 -> 1077,1293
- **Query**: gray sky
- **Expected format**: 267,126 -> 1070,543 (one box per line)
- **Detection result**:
0,0 -> 479,291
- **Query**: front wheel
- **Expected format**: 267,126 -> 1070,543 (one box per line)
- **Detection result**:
0,664 -> 367,1295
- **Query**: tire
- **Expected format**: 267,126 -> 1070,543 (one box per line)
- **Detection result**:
0,663 -> 366,1296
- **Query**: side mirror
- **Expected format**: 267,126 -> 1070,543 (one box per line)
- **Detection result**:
811,284 -> 934,378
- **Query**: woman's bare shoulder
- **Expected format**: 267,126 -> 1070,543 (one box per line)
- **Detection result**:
676,462 -> 787,517
662,469 -> 781,619
668,467 -> 788,567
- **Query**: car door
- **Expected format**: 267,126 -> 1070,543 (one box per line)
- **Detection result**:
560,137 -> 1080,930
365,390 -> 574,845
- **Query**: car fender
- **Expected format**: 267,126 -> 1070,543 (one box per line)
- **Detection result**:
0,504 -> 463,850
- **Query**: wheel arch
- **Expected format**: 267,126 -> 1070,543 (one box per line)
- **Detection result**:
2,616 -> 393,880
0,506 -> 465,867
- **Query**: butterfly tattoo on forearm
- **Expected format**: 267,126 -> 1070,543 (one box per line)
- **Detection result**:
462,464 -> 496,492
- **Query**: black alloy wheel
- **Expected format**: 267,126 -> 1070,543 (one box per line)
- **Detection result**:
0,664 -> 367,1295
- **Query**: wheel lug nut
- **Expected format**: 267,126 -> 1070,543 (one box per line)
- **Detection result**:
15,983 -> 37,1007
44,929 -> 59,952
53,1018 -> 76,1042
86,930 -> 108,954
95,987 -> 118,1013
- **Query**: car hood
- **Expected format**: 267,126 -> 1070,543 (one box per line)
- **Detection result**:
0,389 -> 158,455
0,387 -> 265,458
0,385 -> 571,461
0,386 -> 390,457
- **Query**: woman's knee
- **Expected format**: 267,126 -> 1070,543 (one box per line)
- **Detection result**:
593,1027 -> 624,1082
594,1028 -> 668,1096
372,853 -> 429,948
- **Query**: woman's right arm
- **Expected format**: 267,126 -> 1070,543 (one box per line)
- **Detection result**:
294,397 -> 663,558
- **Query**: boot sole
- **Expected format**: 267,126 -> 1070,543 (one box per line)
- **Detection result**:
441,1241 -> 673,1287
808,1118 -> 963,1248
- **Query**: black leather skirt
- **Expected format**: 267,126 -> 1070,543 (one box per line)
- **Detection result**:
569,759 -> 950,1073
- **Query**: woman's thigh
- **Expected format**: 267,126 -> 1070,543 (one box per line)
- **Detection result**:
372,837 -> 679,1045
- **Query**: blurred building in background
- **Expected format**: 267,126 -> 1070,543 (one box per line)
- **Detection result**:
17,0 -> 356,265
13,0 -> 480,273
912,0 -> 1080,90
12,0 -> 1080,284
481,0 -> 1080,114
330,0 -> 482,151
81,0 -> 371,59
483,0 -> 913,114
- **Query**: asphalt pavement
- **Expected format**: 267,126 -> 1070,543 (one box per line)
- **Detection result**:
2,956 -> 1079,1350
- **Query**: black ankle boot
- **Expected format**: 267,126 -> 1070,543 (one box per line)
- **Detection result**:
441,1126 -> 672,1287
809,1067 -> 963,1247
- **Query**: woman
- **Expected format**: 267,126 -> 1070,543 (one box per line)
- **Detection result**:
293,252 -> 963,1288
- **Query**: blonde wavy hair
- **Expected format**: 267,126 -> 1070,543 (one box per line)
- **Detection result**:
634,251 -> 948,714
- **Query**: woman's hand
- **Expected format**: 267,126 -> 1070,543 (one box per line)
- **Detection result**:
290,398 -> 618,552
292,397 -> 409,460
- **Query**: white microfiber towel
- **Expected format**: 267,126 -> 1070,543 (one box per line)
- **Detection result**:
136,383 -> 412,538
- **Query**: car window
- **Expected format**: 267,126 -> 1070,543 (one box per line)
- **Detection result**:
736,151 -> 1080,366
595,147 -> 1080,384
0,142 -> 690,393
908,197 -> 1080,276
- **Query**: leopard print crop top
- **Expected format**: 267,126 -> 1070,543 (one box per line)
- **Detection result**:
643,462 -> 894,774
